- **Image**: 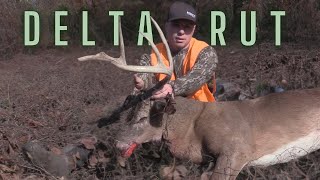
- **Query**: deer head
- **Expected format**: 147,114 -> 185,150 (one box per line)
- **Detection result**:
78,16 -> 175,157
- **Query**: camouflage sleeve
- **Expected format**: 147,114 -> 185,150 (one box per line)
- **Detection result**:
136,53 -> 152,90
172,46 -> 218,96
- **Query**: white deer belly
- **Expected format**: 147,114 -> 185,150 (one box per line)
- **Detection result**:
248,130 -> 320,167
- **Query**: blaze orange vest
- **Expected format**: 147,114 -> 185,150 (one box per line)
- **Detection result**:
150,38 -> 215,102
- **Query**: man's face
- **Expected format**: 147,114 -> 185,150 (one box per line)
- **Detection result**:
165,19 -> 196,53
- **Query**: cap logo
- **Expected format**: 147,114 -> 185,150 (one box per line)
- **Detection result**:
187,11 -> 195,18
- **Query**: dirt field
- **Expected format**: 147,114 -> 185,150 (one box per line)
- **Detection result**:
0,41 -> 320,179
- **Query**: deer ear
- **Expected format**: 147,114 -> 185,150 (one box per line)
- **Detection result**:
165,102 -> 176,115
149,101 -> 166,127
153,101 -> 166,112
165,96 -> 176,115
151,99 -> 176,115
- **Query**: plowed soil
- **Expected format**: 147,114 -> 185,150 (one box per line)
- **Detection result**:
0,41 -> 319,179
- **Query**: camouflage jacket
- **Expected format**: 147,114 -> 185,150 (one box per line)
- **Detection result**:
137,45 -> 218,97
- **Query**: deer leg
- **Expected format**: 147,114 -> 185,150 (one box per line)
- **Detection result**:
210,153 -> 248,180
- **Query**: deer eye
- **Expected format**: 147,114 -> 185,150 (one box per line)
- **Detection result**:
138,117 -> 148,123
132,117 -> 149,130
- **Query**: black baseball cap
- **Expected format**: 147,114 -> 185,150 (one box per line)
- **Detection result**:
167,1 -> 196,24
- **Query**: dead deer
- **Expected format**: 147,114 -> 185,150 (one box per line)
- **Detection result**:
78,17 -> 320,180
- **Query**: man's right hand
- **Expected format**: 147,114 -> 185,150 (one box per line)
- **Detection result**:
134,74 -> 144,90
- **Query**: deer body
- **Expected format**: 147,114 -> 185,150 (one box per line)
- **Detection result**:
123,88 -> 320,179
78,16 -> 320,180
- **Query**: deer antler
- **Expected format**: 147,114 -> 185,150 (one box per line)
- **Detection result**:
78,16 -> 173,77
78,16 -> 173,115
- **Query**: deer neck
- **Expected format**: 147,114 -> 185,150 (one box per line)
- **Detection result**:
161,98 -> 205,162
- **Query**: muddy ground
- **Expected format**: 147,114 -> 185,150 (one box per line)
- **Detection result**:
0,41 -> 320,179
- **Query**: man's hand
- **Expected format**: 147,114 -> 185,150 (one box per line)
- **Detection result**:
134,74 -> 144,90
151,84 -> 173,99
134,74 -> 173,99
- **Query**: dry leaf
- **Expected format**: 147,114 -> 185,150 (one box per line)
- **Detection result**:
175,165 -> 188,177
89,155 -> 98,167
18,134 -> 31,144
7,136 -> 19,150
7,143 -> 16,156
27,119 -> 44,128
75,151 -> 81,159
160,165 -> 187,180
117,156 -> 126,167
70,151 -> 82,169
96,150 -> 110,163
70,154 -> 78,169
97,150 -> 105,158
160,166 -> 173,179
0,164 -> 15,173
51,147 -> 62,155
98,157 -> 111,164
80,137 -> 97,150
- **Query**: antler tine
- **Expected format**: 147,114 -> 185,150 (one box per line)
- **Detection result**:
78,17 -> 126,65
119,18 -> 126,62
78,16 -> 172,76
150,17 -> 173,75
137,17 -> 173,77
138,32 -> 163,66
